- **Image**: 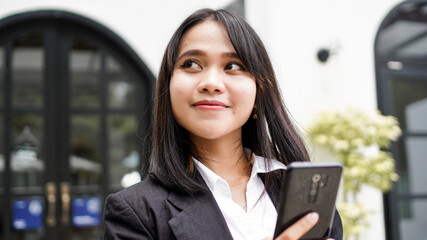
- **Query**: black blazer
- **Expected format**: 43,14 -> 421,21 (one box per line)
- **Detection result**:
104,171 -> 343,240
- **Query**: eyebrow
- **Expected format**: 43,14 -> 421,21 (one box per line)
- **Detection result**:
176,49 -> 240,61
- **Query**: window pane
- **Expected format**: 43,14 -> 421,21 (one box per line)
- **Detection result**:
377,20 -> 427,59
70,37 -> 101,109
0,197 -> 3,240
70,114 -> 101,186
12,32 -> 44,108
0,43 -> 4,107
0,44 -> 3,191
398,198 -> 427,240
395,137 -> 427,195
0,114 -> 3,189
11,113 -> 44,188
108,114 -> 140,189
107,56 -> 137,109
389,78 -> 427,132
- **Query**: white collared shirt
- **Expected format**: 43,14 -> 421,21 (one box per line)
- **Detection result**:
193,153 -> 286,240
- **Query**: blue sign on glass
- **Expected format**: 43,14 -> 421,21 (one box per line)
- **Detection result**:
12,198 -> 43,230
72,196 -> 101,227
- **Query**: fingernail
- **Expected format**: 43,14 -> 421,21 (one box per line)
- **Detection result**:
307,212 -> 319,223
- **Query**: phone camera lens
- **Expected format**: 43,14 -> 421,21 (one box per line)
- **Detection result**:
312,174 -> 321,182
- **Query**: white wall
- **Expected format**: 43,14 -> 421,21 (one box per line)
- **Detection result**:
246,0 -> 402,125
0,0 -> 233,76
246,0 -> 402,239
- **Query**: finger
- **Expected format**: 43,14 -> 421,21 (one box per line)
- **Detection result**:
275,212 -> 319,240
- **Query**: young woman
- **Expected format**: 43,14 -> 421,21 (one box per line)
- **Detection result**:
104,8 -> 342,240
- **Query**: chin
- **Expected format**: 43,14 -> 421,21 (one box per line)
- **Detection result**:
190,127 -> 241,142
193,131 -> 225,140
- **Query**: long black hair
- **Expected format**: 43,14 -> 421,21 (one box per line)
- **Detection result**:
148,8 -> 309,195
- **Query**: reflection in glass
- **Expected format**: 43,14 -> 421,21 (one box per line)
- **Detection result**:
107,56 -> 137,109
0,45 -> 3,191
389,77 -> 427,195
403,137 -> 427,194
405,98 -> 427,132
0,114 -> 3,189
399,199 -> 427,240
394,139 -> 409,195
0,197 -> 3,239
12,32 -> 44,108
71,223 -> 102,240
70,37 -> 101,109
0,44 -> 4,107
377,20 -> 427,58
395,136 -> 427,195
108,114 -> 140,188
11,114 -> 44,188
389,78 -> 427,132
395,33 -> 427,59
71,115 -> 101,186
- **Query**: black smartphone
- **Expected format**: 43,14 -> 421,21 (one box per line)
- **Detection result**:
274,162 -> 342,240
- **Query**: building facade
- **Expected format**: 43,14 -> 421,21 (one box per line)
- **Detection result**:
1,0 -> 425,239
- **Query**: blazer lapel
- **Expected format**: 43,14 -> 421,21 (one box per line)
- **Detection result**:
167,172 -> 233,240
258,170 -> 285,211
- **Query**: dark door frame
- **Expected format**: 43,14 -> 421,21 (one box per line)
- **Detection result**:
375,1 -> 427,240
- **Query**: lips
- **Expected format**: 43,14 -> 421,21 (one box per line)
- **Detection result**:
192,100 -> 228,110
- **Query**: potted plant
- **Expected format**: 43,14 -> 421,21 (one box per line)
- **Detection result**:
308,108 -> 401,239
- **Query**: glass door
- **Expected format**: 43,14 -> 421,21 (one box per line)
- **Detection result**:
66,33 -> 144,239
387,75 -> 427,240
375,2 -> 427,239
0,39 -> 4,240
0,12 -> 152,240
9,29 -> 46,240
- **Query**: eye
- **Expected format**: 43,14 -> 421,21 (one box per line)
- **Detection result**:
180,59 -> 202,70
224,62 -> 246,72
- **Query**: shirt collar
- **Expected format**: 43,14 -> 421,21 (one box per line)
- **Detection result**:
192,157 -> 220,192
249,154 -> 286,181
192,151 -> 287,192
251,154 -> 286,174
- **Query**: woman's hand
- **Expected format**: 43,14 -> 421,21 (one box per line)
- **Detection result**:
263,212 -> 334,240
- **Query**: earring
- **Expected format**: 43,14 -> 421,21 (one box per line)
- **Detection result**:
253,107 -> 258,119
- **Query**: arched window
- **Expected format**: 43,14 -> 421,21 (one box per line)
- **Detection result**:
0,10 -> 154,239
375,2 -> 427,240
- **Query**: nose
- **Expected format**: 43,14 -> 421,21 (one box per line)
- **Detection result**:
197,68 -> 225,94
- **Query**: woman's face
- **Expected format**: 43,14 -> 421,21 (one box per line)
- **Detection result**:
170,20 -> 256,142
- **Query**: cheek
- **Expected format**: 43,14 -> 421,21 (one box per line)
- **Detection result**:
169,79 -> 180,117
170,75 -> 186,103
170,73 -> 194,99
169,78 -> 181,100
169,75 -> 191,121
235,81 -> 257,108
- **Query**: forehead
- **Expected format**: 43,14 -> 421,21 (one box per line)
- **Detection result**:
178,20 -> 235,54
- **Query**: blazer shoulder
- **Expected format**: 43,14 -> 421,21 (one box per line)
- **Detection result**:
104,178 -> 174,239
111,177 -> 169,202
114,178 -> 169,197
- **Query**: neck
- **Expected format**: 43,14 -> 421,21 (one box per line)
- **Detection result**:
191,132 -> 251,180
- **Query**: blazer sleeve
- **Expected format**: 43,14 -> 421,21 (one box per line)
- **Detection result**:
329,209 -> 343,240
104,193 -> 154,240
